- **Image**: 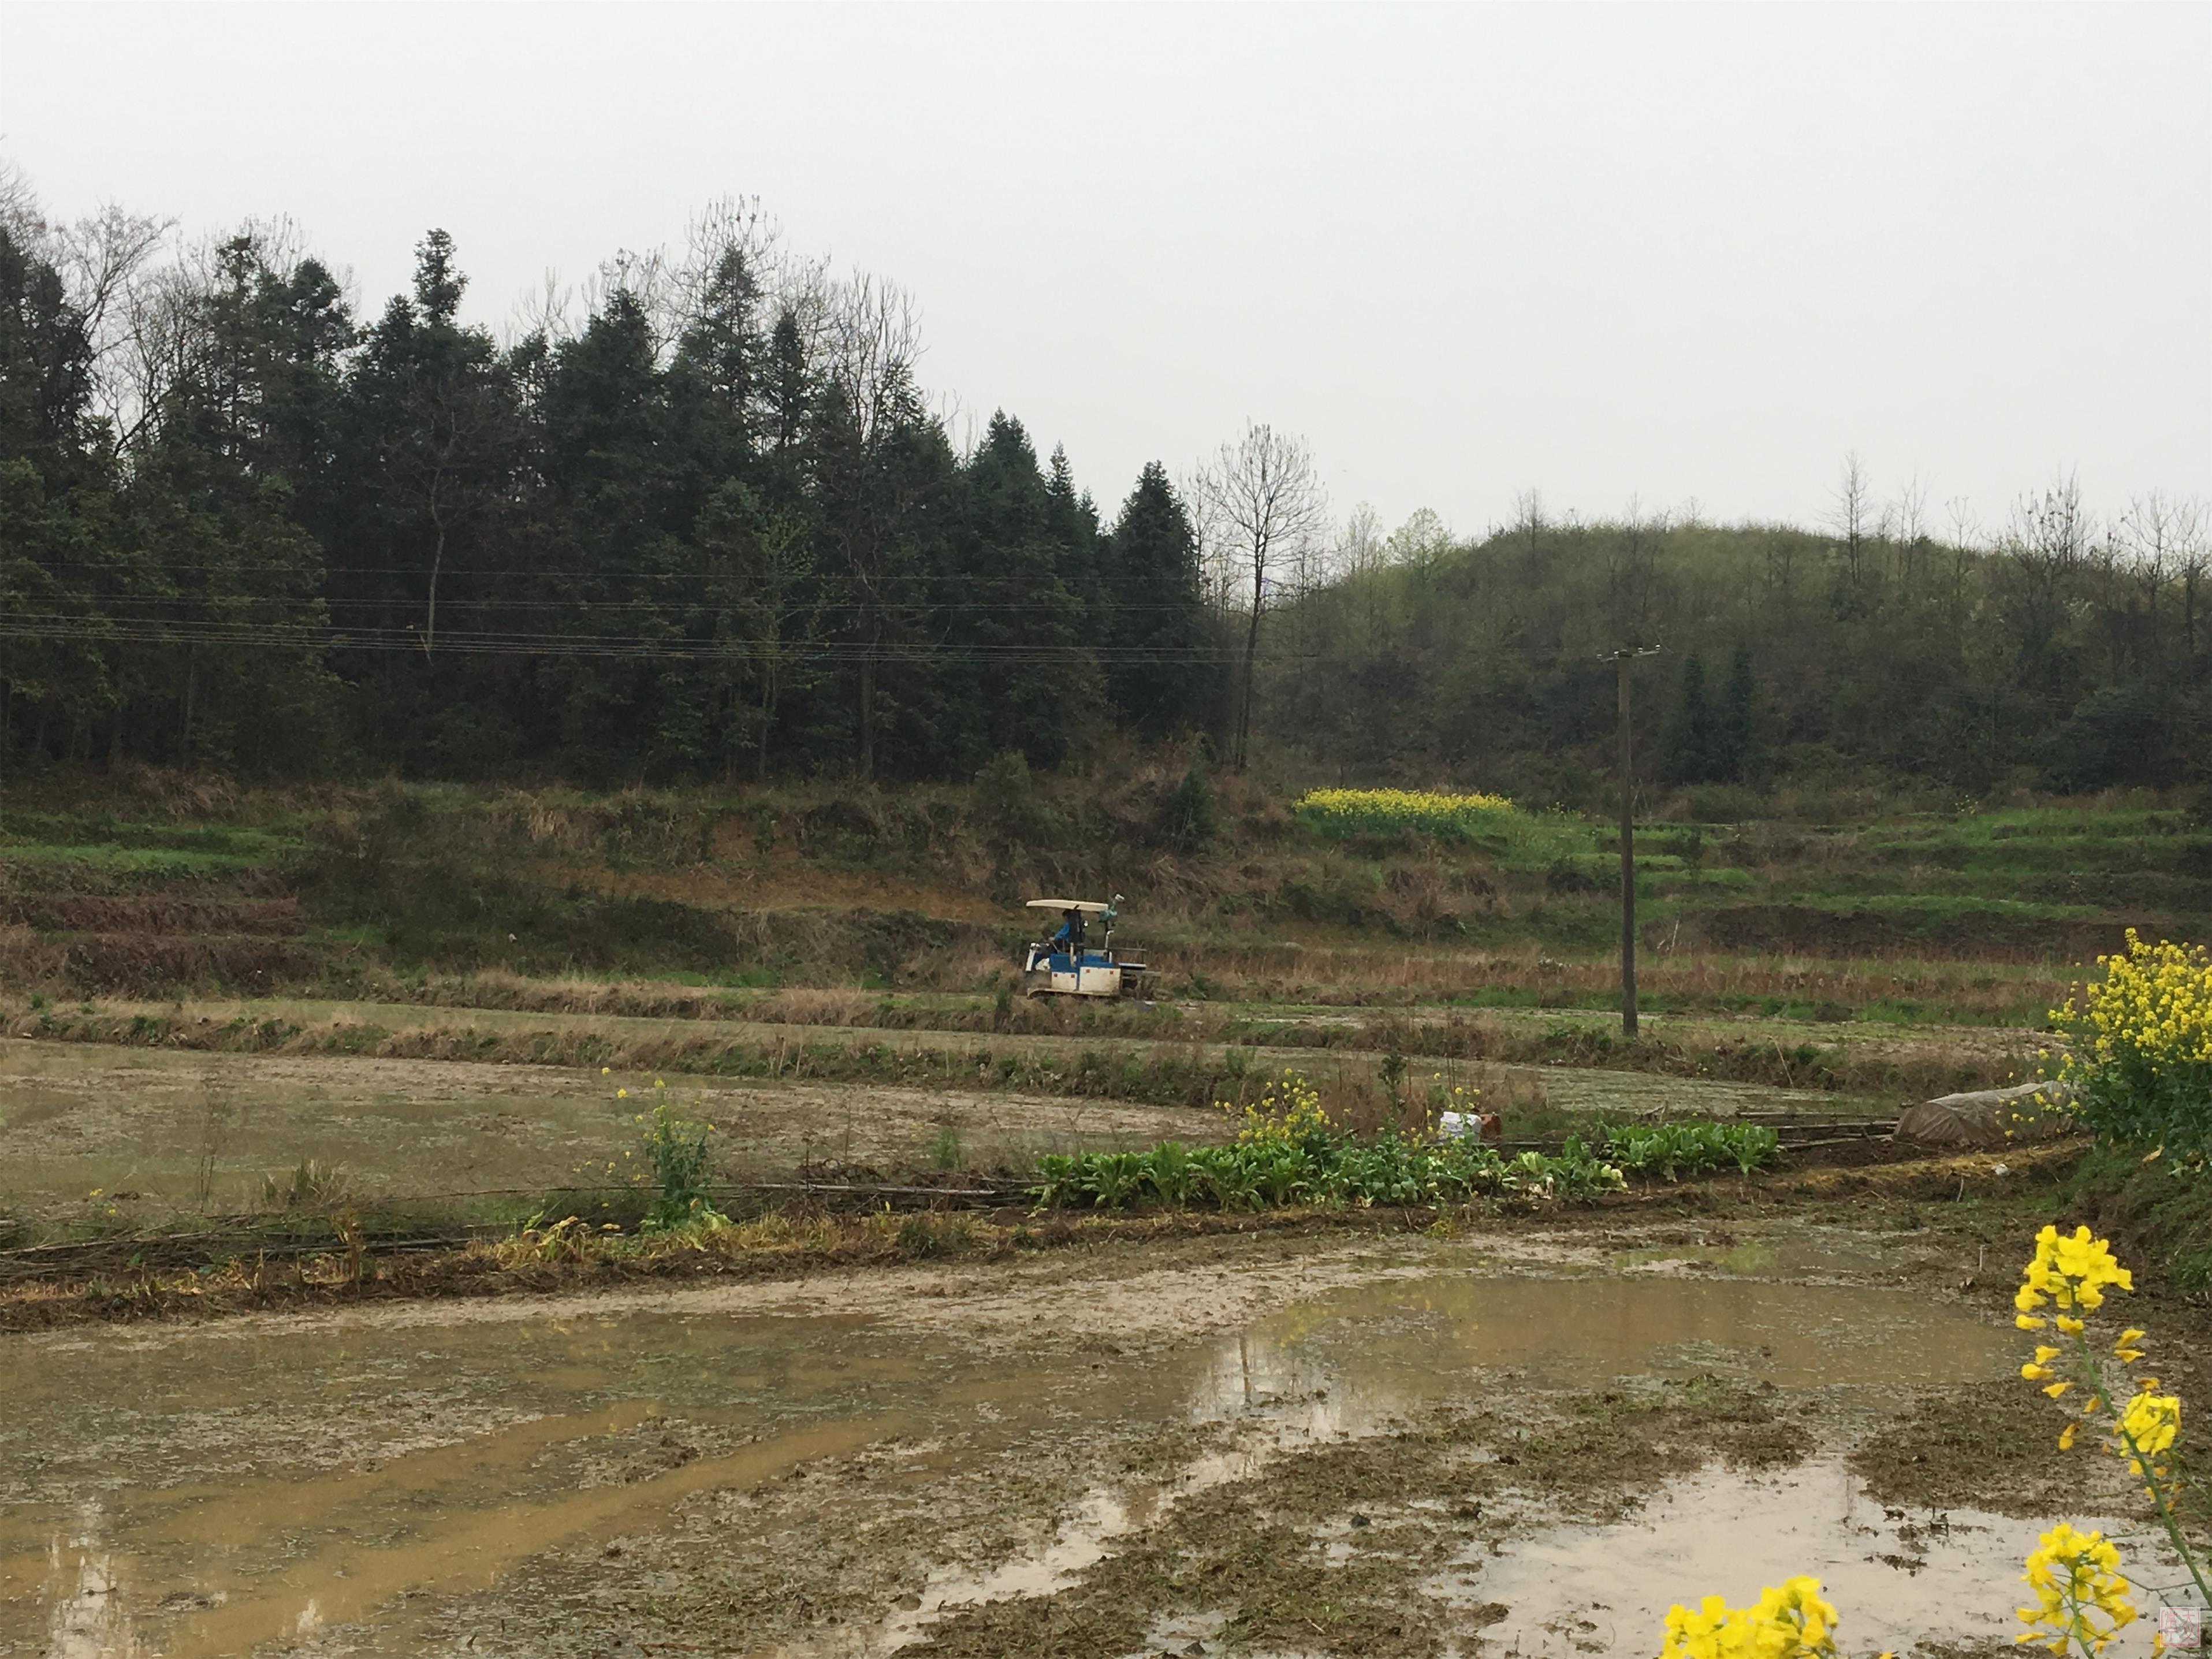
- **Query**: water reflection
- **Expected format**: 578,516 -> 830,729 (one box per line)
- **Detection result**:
1469,1459 -> 2178,1658
1187,1271 -> 2014,1425
41,1505 -> 152,1659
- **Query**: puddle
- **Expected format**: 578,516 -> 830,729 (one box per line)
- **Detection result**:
1206,1270 -> 2014,1406
1461,1458 -> 2185,1657
0,1262 -> 2021,1658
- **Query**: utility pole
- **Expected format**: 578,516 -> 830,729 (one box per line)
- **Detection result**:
1604,648 -> 1661,1038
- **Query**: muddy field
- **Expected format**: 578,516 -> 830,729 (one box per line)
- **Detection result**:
3,1199 -> 2196,1659
0,1014 -> 1868,1226
0,986 -> 2187,1658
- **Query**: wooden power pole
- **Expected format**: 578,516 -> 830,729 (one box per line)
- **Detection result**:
1604,648 -> 1660,1037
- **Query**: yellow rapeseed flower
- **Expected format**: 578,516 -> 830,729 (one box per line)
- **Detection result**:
1291,787 -> 1515,840
2120,1392 -> 2180,1459
1659,1575 -> 1840,1659
2017,1225 -> 2133,1314
2017,1523 -> 2135,1656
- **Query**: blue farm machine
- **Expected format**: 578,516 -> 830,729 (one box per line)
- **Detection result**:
1020,896 -> 1148,998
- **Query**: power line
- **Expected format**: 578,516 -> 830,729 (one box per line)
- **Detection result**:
0,618 -> 1263,663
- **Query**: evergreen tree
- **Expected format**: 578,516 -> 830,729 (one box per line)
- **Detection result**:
1664,653 -> 1716,784
936,412 -> 1097,771
333,230 -> 519,768
0,223 -> 132,762
1100,462 -> 1218,738
1714,642 -> 1759,783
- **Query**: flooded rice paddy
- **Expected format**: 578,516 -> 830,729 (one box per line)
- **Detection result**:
2,1222 -> 2168,1658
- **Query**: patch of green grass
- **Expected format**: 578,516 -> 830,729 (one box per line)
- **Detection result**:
0,841 -> 290,876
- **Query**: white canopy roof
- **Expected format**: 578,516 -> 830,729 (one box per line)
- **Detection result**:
1025,898 -> 1114,913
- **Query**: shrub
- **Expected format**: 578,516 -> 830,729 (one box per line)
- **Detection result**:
2053,931 -> 2212,1158
1293,787 -> 1515,841
974,751 -> 1054,850
1159,766 -> 1219,853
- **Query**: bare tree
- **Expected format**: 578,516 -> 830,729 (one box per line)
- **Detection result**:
1190,421 -> 1326,770
1889,472 -> 1930,596
0,157 -> 43,243
1998,474 -> 2092,675
1828,452 -> 1875,612
1511,488 -> 1549,581
30,202 -> 177,453
818,271 -> 925,443
1607,497 -> 1667,638
2122,493 -> 2210,680
805,271 -> 927,780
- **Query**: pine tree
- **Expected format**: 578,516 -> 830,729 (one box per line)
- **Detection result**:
1715,642 -> 1759,783
1665,653 -> 1716,784
936,412 -> 1097,770
1097,463 -> 1218,738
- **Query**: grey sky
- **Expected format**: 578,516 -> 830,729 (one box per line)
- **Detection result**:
3,2 -> 2206,539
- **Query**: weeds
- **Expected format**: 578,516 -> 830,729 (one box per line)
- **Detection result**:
634,1088 -> 723,1232
926,1125 -> 965,1171
262,1158 -> 349,1209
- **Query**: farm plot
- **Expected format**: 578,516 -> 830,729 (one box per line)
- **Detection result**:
2,1212 -> 2189,1659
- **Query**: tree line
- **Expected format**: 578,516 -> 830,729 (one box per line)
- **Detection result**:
0,176 -> 1222,782
3,163 -> 2206,799
1264,475 -> 2212,801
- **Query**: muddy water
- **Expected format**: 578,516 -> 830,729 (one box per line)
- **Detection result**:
0,1243 -> 2028,1659
1467,1459 -> 2185,1656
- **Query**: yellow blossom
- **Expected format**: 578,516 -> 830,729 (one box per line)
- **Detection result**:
1293,786 -> 1516,841
1660,1575 -> 1840,1659
2017,1225 -> 2133,1314
2017,1524 -> 2135,1656
2120,1393 -> 2180,1458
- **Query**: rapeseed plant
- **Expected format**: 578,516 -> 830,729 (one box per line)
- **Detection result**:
2012,1225 -> 2204,1619
1227,1067 -> 1335,1152
1292,787 -> 1514,840
2016,1524 -> 2135,1657
2053,931 -> 2212,1156
633,1093 -> 724,1233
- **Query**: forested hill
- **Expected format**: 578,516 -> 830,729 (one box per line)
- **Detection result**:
1261,498 -> 2211,806
2,172 -> 2206,801
0,211 -> 1220,783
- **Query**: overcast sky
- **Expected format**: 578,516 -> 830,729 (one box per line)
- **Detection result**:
3,2 -> 2206,539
